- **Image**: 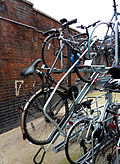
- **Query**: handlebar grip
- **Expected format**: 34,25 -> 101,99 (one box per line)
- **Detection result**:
67,19 -> 77,26
92,20 -> 100,27
77,20 -> 100,29
61,18 -> 77,29
76,25 -> 85,29
87,20 -> 100,28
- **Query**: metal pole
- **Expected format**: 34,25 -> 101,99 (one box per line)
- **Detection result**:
114,20 -> 119,66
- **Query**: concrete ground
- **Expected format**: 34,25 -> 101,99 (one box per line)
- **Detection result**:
0,126 -> 68,164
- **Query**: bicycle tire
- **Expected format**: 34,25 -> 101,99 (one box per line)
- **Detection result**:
105,104 -> 119,130
93,106 -> 120,164
73,39 -> 97,83
93,134 -> 116,164
74,66 -> 93,83
21,88 -> 68,145
42,34 -> 69,71
96,47 -> 114,67
65,119 -> 95,164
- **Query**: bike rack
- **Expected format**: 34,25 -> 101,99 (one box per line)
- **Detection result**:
33,66 -> 115,163
33,18 -> 120,164
43,39 -> 106,136
32,71 -> 117,163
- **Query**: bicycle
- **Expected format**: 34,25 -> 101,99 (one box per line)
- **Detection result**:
20,59 -> 97,145
42,19 -> 101,82
64,73 -> 120,163
20,59 -> 69,145
42,18 -> 78,72
88,0 -> 120,68
93,106 -> 120,164
20,57 -> 102,164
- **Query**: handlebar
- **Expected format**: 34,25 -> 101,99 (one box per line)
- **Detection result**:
43,18 -> 77,36
77,20 -> 100,29
61,18 -> 77,29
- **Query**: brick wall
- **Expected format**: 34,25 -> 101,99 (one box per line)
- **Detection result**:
0,0 -> 78,133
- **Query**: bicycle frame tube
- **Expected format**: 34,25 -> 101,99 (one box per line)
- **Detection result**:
60,39 -> 63,69
116,137 -> 120,164
48,42 -> 65,74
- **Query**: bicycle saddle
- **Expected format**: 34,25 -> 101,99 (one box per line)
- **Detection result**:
20,59 -> 41,77
81,99 -> 93,109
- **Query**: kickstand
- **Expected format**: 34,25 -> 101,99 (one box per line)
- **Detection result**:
33,146 -> 46,164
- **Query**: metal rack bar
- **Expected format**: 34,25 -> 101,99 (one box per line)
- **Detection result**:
43,39 -> 98,136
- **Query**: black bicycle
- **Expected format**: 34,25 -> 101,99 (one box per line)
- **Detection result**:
20,59 -> 94,145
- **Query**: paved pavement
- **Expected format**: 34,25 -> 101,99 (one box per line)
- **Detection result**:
0,127 -> 68,164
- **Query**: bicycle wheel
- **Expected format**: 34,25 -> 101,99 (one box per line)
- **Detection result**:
21,88 -> 68,145
42,34 -> 69,71
73,39 -> 97,83
87,44 -> 114,78
65,119 -> 94,164
95,44 -> 115,67
93,134 -> 117,164
93,107 -> 120,164
91,22 -> 115,66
